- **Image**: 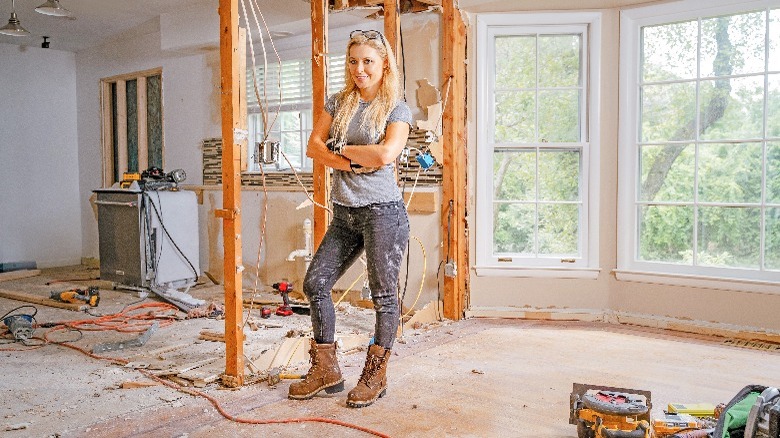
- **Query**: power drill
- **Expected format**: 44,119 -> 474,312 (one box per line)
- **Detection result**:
50,286 -> 100,307
272,282 -> 293,317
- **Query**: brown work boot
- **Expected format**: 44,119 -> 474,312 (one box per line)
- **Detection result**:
346,344 -> 390,408
288,339 -> 344,400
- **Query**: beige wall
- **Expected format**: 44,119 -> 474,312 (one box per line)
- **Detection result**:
457,1 -> 780,333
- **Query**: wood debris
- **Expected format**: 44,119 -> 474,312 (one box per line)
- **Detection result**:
120,380 -> 160,389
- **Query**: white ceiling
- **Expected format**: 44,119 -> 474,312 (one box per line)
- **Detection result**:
0,0 -> 379,53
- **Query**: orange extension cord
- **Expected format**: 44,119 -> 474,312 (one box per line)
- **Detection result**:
2,303 -> 391,438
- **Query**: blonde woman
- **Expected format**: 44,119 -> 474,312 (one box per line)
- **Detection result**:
288,29 -> 412,408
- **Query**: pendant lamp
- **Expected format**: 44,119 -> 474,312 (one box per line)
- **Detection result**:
0,0 -> 30,37
35,0 -> 73,18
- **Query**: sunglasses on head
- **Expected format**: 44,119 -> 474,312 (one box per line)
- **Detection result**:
350,30 -> 386,44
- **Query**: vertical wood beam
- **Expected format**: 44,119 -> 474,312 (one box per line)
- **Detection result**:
383,0 -> 401,67
100,81 -> 115,186
116,80 -> 128,176
312,0 -> 329,248
218,0 -> 244,387
137,76 -> 149,172
239,29 -> 248,173
441,0 -> 468,320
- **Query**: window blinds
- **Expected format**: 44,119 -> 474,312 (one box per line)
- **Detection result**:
246,55 -> 345,113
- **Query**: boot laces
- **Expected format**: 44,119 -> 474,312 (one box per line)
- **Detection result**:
358,354 -> 383,385
303,346 -> 321,382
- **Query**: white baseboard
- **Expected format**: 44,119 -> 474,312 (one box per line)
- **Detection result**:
465,306 -> 780,343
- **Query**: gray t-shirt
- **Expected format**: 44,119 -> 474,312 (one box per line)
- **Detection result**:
325,94 -> 413,207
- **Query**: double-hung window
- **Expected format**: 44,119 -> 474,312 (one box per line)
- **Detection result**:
475,13 -> 602,277
619,0 -> 780,287
246,55 -> 345,172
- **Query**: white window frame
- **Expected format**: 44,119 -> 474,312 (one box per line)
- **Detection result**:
245,44 -> 349,173
474,12 -> 602,279
617,0 -> 780,292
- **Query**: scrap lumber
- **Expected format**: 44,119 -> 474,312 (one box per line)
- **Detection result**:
151,357 -> 219,377
167,376 -> 191,387
199,330 -> 226,342
0,269 -> 41,282
136,342 -> 190,359
251,337 -> 311,371
180,366 -> 223,387
120,380 -> 160,389
0,288 -> 86,311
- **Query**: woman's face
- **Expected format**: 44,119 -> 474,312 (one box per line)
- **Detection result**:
348,43 -> 386,97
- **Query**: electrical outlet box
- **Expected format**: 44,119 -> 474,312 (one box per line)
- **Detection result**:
444,261 -> 457,277
361,284 -> 371,300
416,152 -> 435,169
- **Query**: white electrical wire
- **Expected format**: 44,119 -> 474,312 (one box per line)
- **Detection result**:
239,0 -> 283,327
279,149 -> 333,215
405,167 -> 422,209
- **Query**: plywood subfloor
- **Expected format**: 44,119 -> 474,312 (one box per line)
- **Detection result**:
2,267 -> 779,437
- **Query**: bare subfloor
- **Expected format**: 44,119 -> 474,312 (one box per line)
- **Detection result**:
2,266 -> 779,437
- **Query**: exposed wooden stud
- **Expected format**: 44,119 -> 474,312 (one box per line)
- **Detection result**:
100,81 -> 115,186
137,76 -> 149,172
239,28 -> 248,173
384,0 -> 401,66
116,80 -> 128,176
334,0 -> 350,10
218,0 -> 244,387
311,0 -> 329,249
441,0 -> 467,320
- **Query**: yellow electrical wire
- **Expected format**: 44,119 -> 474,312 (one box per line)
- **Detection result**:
402,235 -> 426,319
334,270 -> 366,307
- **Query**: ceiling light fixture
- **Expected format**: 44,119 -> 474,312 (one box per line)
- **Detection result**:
0,0 -> 30,37
35,0 -> 73,18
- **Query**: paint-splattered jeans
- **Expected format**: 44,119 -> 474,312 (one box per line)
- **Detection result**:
303,200 -> 409,350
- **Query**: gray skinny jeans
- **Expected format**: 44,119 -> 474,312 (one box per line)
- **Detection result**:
303,200 -> 410,350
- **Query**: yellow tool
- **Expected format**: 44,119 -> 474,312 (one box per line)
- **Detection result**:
667,402 -> 717,417
570,384 -> 653,438
120,172 -> 141,188
50,286 -> 100,307
652,413 -> 700,437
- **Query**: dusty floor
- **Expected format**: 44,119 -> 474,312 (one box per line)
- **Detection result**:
2,266 -> 780,437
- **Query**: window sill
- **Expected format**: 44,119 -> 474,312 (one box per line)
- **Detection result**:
613,270 -> 780,294
474,266 -> 601,279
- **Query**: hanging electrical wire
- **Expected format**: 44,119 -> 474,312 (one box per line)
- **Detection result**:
238,0 -> 284,327
280,149 -> 333,215
401,235 -> 427,319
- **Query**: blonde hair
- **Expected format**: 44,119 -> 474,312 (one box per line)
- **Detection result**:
330,32 -> 402,143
